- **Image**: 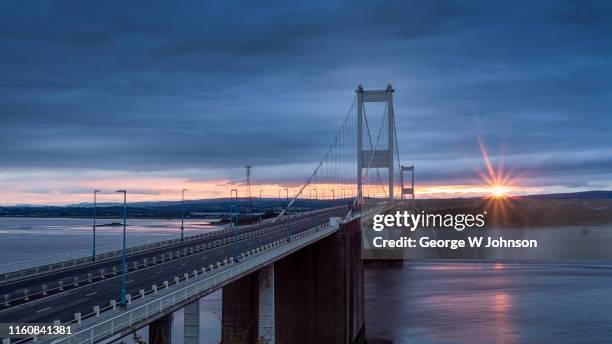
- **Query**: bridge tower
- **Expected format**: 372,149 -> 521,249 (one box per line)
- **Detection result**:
400,164 -> 415,199
356,84 -> 395,204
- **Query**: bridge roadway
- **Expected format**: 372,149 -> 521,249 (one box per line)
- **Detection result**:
0,206 -> 347,326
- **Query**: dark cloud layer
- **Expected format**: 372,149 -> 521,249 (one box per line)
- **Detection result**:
0,0 -> 611,189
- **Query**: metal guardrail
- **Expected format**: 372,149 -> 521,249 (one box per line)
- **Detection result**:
41,221 -> 342,344
0,227 -> 235,279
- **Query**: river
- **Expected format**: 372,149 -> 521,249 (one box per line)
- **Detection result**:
365,260 -> 612,343
1,218 -> 611,343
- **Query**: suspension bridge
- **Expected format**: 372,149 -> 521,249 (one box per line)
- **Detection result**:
0,84 -> 412,344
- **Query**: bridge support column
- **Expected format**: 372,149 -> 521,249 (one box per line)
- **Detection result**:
184,301 -> 200,344
222,218 -> 364,344
149,313 -> 172,344
258,264 -> 275,343
221,271 -> 260,343
275,218 -> 365,344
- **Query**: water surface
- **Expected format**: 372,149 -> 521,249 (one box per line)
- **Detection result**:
0,217 -> 218,265
2,218 -> 611,343
365,260 -> 612,344
0,217 -> 222,344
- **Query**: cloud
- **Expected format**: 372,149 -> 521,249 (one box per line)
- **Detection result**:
0,0 -> 611,203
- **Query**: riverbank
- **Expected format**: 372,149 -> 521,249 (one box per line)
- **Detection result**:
411,197 -> 612,227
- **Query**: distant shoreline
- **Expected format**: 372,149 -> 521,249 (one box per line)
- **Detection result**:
408,197 -> 612,227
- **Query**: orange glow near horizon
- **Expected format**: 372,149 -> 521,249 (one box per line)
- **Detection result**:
0,174 -> 541,206
0,139 -> 539,205
411,139 -> 537,199
0,177 -> 311,206
0,176 -> 364,206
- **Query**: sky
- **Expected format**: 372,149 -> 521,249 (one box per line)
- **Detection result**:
1,0 -> 611,205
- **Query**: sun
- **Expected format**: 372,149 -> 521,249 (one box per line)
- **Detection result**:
477,139 -> 518,199
490,185 -> 510,198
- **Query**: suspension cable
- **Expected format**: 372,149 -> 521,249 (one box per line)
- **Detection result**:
277,96 -> 356,218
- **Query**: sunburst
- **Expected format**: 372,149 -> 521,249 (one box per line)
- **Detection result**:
476,139 -> 523,224
477,139 -> 516,199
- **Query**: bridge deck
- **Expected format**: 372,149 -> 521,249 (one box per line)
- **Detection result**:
0,207 -> 348,328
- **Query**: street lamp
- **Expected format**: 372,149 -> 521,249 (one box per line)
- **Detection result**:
229,188 -> 240,261
181,188 -> 187,241
116,189 -> 127,306
92,190 -> 100,261
278,189 -> 282,209
279,188 -> 288,213
232,203 -> 240,262
233,207 -> 240,261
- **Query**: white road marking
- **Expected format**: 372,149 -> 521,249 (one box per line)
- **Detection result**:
126,279 -> 135,284
86,292 -> 97,297
36,307 -> 52,313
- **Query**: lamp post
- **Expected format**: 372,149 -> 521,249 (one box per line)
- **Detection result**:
116,189 -> 127,306
234,206 -> 240,261
278,189 -> 282,210
229,189 -> 240,261
92,190 -> 100,261
181,188 -> 187,241
284,188 -> 288,209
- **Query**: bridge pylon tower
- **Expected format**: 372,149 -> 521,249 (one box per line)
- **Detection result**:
400,165 -> 415,199
356,83 -> 396,204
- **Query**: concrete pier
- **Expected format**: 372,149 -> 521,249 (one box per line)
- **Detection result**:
148,313 -> 172,344
221,218 -> 364,344
258,264 -> 275,342
221,271 -> 260,343
275,218 -> 364,344
184,301 -> 200,344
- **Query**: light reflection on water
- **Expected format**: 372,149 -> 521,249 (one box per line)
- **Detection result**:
365,261 -> 612,344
